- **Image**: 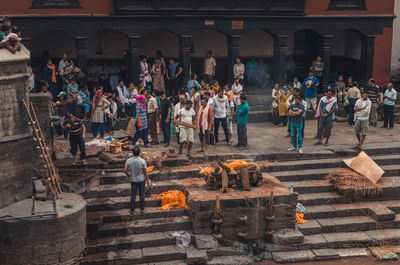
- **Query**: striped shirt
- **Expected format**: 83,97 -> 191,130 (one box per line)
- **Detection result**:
135,103 -> 148,130
367,85 -> 380,103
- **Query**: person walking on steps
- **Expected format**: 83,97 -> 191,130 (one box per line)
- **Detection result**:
62,114 -> 86,165
354,92 -> 371,150
124,146 -> 150,215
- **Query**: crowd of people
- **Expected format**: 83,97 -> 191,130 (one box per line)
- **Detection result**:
28,44 -> 396,164
0,17 -> 22,53
272,56 -> 397,154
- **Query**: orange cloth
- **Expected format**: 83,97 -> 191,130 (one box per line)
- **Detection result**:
224,90 -> 233,101
296,212 -> 308,224
146,166 -> 154,173
153,190 -> 189,210
226,160 -> 251,171
201,167 -> 215,176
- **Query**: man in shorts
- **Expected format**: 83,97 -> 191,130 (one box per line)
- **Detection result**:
175,100 -> 196,157
354,92 -> 371,150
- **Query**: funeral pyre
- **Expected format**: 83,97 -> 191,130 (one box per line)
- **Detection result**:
201,159 -> 262,192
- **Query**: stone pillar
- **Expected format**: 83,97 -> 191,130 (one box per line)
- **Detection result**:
128,35 -> 141,85
319,34 -> 334,90
29,93 -> 52,145
228,35 -> 241,83
75,37 -> 88,74
273,35 -> 288,84
179,35 -> 192,84
361,35 -> 375,85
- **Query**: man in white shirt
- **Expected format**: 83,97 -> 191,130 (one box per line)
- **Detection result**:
203,50 -> 216,84
231,78 -> 243,107
175,100 -> 196,157
174,95 -> 187,144
210,89 -> 230,145
354,92 -> 371,150
58,53 -> 74,72
116,80 -> 134,117
233,57 -> 245,85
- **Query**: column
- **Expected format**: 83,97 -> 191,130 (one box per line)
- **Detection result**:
128,35 -> 141,85
75,37 -> 88,73
273,34 -> 288,84
228,35 -> 241,82
179,35 -> 192,84
361,35 -> 375,85
319,34 -> 334,89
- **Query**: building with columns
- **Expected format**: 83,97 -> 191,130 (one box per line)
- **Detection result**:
2,0 -> 395,87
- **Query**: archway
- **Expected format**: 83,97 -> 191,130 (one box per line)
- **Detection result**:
331,29 -> 362,81
87,29 -> 129,60
240,30 -> 274,87
191,29 -> 228,83
139,29 -> 179,62
293,29 -> 322,79
30,30 -> 75,64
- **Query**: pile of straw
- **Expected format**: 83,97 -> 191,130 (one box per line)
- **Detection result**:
325,168 -> 382,198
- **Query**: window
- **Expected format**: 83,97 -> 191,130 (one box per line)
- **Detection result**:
31,0 -> 81,9
328,0 -> 366,10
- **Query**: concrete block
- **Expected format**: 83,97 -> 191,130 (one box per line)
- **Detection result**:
186,246 -> 207,265
272,250 -> 315,263
368,205 -> 396,222
206,246 -> 248,257
271,229 -> 304,245
299,234 -> 327,250
194,234 -> 219,250
312,248 -> 340,260
207,255 -> 253,265
264,243 -> 297,252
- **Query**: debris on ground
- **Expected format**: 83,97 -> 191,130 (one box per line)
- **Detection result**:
343,151 -> 385,184
201,159 -> 262,192
370,245 -> 400,261
153,190 -> 189,210
172,231 -> 191,248
326,168 -> 382,198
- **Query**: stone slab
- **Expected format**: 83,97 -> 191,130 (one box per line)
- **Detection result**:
271,229 -> 304,245
272,250 -> 315,263
312,248 -> 340,260
207,255 -> 253,265
186,246 -> 207,265
194,234 -> 219,250
337,248 -> 370,258
368,205 -> 396,222
299,234 -> 328,250
366,229 -> 400,242
298,220 -> 321,235
322,231 -> 373,247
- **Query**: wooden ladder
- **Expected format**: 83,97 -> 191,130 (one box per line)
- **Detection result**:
23,100 -> 62,197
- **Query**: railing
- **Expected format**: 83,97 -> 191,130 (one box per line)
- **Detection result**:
112,0 -> 305,15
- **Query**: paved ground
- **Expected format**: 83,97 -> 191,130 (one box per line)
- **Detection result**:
55,119 -> 400,160
257,256 -> 394,264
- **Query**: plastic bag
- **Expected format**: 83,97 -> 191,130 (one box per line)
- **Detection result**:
126,118 -> 136,135
172,231 -> 191,248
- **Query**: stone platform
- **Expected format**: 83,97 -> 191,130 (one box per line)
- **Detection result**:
0,193 -> 86,265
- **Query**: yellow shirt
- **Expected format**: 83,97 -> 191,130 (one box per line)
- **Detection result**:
147,97 -> 158,113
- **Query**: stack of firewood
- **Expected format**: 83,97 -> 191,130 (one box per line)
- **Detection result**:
203,160 -> 262,192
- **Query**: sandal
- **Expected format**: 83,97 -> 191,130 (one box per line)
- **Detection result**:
298,149 -> 303,154
287,147 -> 296,151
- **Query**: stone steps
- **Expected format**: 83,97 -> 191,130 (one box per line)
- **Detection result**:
82,245 -> 187,265
86,232 -> 178,255
84,181 -> 183,199
98,216 -> 192,238
272,164 -> 400,182
298,214 -> 400,236
267,154 -> 400,172
86,196 -> 162,211
87,207 -> 187,223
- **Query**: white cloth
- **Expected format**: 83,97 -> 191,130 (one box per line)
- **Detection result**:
58,59 -> 74,72
232,83 -> 243,106
355,98 -> 371,121
233,63 -> 245,79
177,108 -> 195,125
210,95 -> 229,119
179,127 -> 194,143
117,85 -> 130,104
105,101 -> 118,117
174,102 -> 186,133
28,73 -> 35,92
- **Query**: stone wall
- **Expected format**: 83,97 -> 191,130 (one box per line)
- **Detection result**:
0,193 -> 87,265
189,193 -> 298,241
29,93 -> 52,144
0,46 -> 32,208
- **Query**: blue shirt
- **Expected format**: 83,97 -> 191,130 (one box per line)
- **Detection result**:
384,89 -> 397,106
135,103 -> 148,130
79,90 -> 90,104
169,62 -> 179,80
67,83 -> 78,100
236,101 -> 249,125
187,80 -> 201,97
303,76 -> 320,98
320,99 -> 338,120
